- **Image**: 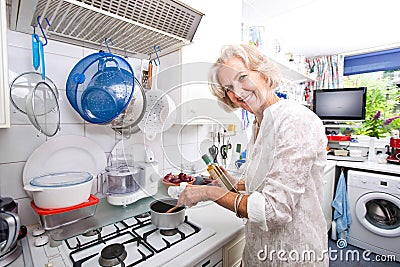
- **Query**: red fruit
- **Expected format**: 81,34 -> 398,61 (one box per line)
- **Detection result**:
171,178 -> 181,184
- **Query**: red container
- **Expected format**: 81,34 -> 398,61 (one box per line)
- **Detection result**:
390,137 -> 400,149
326,135 -> 351,142
31,194 -> 99,230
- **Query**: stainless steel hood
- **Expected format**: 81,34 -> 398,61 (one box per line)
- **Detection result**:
7,0 -> 203,58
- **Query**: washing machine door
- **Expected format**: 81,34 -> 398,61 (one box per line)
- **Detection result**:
355,192 -> 400,237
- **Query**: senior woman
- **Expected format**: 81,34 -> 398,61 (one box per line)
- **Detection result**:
177,44 -> 328,266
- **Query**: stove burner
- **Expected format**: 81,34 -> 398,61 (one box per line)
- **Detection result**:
160,228 -> 178,236
99,244 -> 127,267
83,228 -> 102,237
136,212 -> 151,219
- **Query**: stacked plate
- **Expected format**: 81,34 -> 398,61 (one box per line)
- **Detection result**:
23,135 -> 107,229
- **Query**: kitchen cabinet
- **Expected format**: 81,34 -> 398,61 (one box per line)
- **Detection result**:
223,229 -> 245,267
173,0 -> 243,125
193,248 -> 223,267
322,162 -> 336,231
0,0 -> 10,128
268,55 -> 315,83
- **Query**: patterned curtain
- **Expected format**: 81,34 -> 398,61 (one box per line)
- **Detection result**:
307,55 -> 344,89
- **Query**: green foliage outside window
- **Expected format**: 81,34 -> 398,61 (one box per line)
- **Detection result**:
343,71 -> 400,138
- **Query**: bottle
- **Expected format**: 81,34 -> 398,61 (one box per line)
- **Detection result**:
201,154 -> 238,193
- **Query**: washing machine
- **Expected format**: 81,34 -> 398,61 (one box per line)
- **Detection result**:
347,170 -> 400,261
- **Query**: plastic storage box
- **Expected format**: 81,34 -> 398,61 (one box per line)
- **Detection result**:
31,194 -> 99,230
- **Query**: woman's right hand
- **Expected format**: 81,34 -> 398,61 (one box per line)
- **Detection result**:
218,166 -> 245,191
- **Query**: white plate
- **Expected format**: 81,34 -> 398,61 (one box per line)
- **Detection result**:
23,135 -> 107,197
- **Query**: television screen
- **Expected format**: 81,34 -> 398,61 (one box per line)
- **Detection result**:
312,87 -> 367,121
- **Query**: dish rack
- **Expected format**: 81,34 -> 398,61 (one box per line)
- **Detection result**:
7,0 -> 204,59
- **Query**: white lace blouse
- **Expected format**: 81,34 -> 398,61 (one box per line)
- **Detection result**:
241,99 -> 328,266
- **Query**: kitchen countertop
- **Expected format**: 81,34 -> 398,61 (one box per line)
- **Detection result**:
332,160 -> 400,175
155,184 -> 245,266
14,163 -> 340,267
166,201 -> 245,266
325,160 -> 337,172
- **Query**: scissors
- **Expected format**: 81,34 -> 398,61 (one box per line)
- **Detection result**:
220,132 -> 232,166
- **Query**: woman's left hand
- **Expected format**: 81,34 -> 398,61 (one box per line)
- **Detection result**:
177,184 -> 228,208
177,185 -> 209,208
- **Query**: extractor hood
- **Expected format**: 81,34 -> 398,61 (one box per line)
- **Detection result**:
7,0 -> 204,59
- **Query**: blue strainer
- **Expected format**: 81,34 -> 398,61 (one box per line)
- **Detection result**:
66,52 -> 134,124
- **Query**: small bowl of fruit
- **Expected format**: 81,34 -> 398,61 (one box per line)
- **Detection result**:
162,172 -> 196,189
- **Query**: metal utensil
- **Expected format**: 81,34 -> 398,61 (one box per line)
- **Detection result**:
25,81 -> 60,137
10,72 -> 58,114
138,64 -> 176,140
213,132 -> 221,163
150,198 -> 185,229
208,132 -> 218,163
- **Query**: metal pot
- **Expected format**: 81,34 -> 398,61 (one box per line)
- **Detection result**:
149,198 -> 185,230
0,211 -> 20,258
24,171 -> 93,209
0,197 -> 27,265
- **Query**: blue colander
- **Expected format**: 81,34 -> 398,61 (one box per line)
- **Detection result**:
66,52 -> 134,124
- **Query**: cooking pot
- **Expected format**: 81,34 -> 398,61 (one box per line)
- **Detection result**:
24,171 -> 93,209
0,211 -> 20,259
0,198 -> 18,214
0,197 -> 27,262
149,198 -> 186,230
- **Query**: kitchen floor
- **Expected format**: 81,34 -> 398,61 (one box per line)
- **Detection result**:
328,239 -> 400,266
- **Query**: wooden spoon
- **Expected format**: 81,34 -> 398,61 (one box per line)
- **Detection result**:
165,205 -> 181,214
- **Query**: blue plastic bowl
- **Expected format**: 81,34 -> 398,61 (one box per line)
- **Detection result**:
66,52 -> 134,124
80,86 -> 119,123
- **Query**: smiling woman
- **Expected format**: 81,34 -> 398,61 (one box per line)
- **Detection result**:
177,44 -> 329,266
209,45 -> 280,114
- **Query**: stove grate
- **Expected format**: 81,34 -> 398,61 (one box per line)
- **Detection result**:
138,216 -> 201,253
64,213 -> 202,266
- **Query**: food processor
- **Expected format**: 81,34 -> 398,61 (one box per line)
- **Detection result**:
99,150 -> 159,206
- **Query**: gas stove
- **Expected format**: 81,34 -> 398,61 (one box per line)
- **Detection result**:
26,212 -> 215,266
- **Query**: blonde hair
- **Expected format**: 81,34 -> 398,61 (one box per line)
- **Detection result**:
209,44 -> 281,109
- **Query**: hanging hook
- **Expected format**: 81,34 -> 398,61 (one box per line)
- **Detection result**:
36,16 -> 50,46
104,38 -> 114,53
32,26 -> 40,42
153,45 -> 161,66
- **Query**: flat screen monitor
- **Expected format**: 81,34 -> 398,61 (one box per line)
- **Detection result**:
312,87 -> 367,121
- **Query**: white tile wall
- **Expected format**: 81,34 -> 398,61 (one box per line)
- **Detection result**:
1,30 -> 219,225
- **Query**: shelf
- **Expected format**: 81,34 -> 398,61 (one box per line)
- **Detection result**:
266,54 -> 315,83
324,124 -> 362,128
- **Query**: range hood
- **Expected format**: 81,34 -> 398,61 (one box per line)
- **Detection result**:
7,0 -> 203,58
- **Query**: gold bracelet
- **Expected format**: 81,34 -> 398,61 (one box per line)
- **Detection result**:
233,193 -> 240,215
236,194 -> 244,218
